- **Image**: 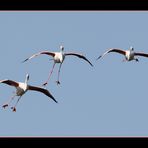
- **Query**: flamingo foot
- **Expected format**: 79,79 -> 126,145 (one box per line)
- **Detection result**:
11,107 -> 16,112
42,82 -> 48,86
56,81 -> 60,85
2,104 -> 8,108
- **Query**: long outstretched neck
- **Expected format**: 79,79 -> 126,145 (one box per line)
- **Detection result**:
60,45 -> 64,53
25,74 -> 29,84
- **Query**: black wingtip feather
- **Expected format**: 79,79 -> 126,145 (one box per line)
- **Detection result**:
96,56 -> 102,61
90,63 -> 93,67
52,98 -> 58,103
22,58 -> 28,63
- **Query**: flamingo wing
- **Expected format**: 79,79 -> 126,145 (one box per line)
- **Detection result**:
22,51 -> 55,63
134,52 -> 148,58
97,48 -> 126,60
0,79 -> 19,87
65,52 -> 93,67
28,85 -> 58,103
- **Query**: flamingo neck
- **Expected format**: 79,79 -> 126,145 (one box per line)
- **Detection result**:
60,45 -> 64,52
25,75 -> 29,84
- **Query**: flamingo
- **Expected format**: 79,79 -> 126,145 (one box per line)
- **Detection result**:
97,46 -> 148,62
23,45 -> 93,86
0,74 -> 58,112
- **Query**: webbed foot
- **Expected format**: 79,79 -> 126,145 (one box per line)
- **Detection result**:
56,81 -> 60,85
11,107 -> 16,112
2,104 -> 8,109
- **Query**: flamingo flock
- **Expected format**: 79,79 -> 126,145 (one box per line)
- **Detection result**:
1,45 -> 148,112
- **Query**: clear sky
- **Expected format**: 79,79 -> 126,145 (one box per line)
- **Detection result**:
0,11 -> 148,137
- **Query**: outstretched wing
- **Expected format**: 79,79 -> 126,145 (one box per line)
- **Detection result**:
28,85 -> 58,103
22,51 -> 55,63
97,48 -> 126,60
65,52 -> 93,67
0,79 -> 19,87
134,52 -> 148,58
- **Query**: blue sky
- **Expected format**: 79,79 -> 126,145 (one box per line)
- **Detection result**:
0,11 -> 148,136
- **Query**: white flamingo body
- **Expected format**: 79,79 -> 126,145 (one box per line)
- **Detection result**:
54,51 -> 65,63
23,45 -> 93,86
125,50 -> 134,61
0,74 -> 57,112
97,46 -> 148,62
15,82 -> 28,96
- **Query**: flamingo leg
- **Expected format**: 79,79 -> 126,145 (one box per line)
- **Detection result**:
56,63 -> 63,85
2,94 -> 16,109
122,58 -> 128,62
11,96 -> 22,112
42,62 -> 56,86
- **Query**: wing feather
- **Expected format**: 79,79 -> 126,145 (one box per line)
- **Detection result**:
0,79 -> 19,87
97,48 -> 126,60
28,85 -> 58,103
65,52 -> 93,67
22,51 -> 55,63
134,52 -> 148,58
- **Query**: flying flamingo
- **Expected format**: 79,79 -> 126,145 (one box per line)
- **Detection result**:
23,45 -> 93,86
0,74 -> 58,112
97,46 -> 148,62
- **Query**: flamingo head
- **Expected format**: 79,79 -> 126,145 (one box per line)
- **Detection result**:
25,73 -> 30,83
60,45 -> 64,51
129,46 -> 134,51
